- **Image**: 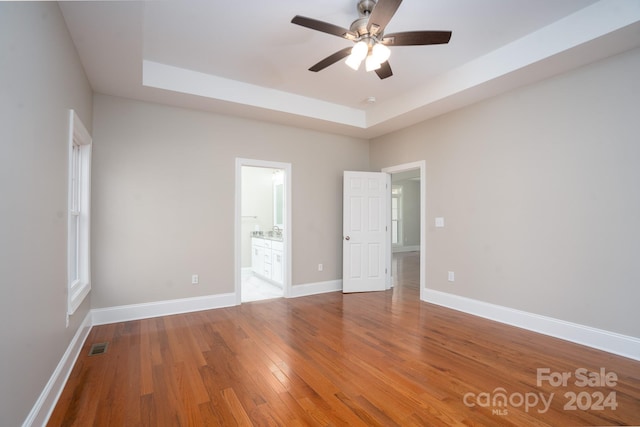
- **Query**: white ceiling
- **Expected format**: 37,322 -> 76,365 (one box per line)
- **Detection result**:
59,0 -> 640,138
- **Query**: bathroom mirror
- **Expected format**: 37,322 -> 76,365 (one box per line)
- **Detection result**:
273,171 -> 284,229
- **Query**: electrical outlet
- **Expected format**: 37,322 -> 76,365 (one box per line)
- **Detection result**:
318,264 -> 323,272
448,271 -> 455,282
192,274 -> 199,285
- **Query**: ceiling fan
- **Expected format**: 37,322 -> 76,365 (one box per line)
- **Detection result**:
291,0 -> 452,79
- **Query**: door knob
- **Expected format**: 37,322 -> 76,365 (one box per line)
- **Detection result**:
345,236 -> 350,241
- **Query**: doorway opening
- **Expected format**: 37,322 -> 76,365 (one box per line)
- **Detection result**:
382,161 -> 425,300
235,159 -> 291,304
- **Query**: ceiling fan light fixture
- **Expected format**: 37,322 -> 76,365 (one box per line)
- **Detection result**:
351,40 -> 368,60
365,54 -> 381,72
345,55 -> 363,70
345,40 -> 368,70
372,43 -> 391,63
292,0 -> 452,80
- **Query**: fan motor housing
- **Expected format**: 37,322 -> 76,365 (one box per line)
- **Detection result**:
350,17 -> 370,37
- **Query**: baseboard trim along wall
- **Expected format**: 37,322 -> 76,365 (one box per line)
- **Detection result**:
392,245 -> 420,253
92,293 -> 237,325
289,279 -> 343,298
22,311 -> 92,427
424,288 -> 640,362
90,281 -> 343,327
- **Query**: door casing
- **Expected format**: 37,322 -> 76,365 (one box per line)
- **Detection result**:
235,158 -> 292,304
382,161 -> 426,301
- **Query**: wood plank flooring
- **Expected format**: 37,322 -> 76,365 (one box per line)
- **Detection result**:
49,253 -> 640,426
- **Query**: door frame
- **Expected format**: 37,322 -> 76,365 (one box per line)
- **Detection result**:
382,161 -> 426,301
234,158 -> 292,304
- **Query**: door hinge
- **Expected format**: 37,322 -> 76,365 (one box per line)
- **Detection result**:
385,268 -> 388,274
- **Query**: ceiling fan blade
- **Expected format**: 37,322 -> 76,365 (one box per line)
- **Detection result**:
382,31 -> 452,46
309,47 -> 353,72
367,0 -> 403,36
375,61 -> 393,79
292,15 -> 356,40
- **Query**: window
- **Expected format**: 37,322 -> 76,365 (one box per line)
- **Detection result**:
67,110 -> 92,314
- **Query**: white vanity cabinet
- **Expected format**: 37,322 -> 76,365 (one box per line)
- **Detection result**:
251,237 -> 265,278
251,237 -> 283,286
271,240 -> 284,285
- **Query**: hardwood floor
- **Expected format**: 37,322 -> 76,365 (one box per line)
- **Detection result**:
49,252 -> 640,426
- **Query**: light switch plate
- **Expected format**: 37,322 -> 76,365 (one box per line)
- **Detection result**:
435,217 -> 445,228
448,271 -> 455,282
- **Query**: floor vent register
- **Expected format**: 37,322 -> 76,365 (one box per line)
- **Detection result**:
88,342 -> 108,356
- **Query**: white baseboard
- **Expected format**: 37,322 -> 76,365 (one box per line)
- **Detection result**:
392,245 -> 420,253
424,288 -> 640,362
91,281 -> 341,326
22,311 -> 92,427
92,293 -> 237,325
290,279 -> 342,298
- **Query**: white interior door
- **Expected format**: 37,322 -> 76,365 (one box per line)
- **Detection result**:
343,171 -> 390,293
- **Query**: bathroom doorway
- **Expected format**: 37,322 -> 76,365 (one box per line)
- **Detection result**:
235,159 -> 291,303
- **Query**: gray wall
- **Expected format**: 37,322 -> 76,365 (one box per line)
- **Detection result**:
0,3 -> 93,426
370,48 -> 640,338
91,94 -> 370,308
398,179 -> 420,248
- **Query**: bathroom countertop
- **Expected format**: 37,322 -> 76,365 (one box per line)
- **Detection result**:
251,233 -> 283,242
